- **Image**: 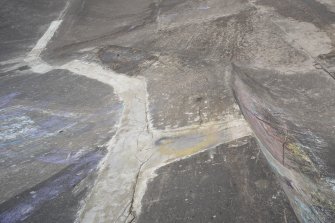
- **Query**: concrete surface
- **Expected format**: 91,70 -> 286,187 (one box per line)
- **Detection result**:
138,136 -> 298,223
0,0 -> 335,222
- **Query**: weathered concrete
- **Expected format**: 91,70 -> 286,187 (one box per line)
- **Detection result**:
0,69 -> 122,222
138,136 -> 298,223
1,0 -> 335,222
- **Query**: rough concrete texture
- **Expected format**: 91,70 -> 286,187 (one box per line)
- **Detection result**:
138,136 -> 298,223
0,0 -> 335,222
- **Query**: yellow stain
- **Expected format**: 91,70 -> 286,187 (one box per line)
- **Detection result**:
159,129 -> 218,158
286,143 -> 312,164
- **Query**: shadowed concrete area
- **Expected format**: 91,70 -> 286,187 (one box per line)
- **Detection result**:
138,136 -> 298,223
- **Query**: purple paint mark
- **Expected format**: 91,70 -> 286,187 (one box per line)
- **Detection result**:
0,93 -> 20,108
0,149 -> 105,223
40,117 -> 63,129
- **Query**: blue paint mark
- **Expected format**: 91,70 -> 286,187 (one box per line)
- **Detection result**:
0,108 -> 76,149
293,196 -> 322,223
0,113 -> 37,147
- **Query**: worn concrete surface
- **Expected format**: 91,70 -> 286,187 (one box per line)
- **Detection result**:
1,0 -> 335,222
0,69 -> 122,222
138,136 -> 298,223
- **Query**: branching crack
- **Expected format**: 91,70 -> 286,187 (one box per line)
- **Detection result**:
124,153 -> 153,223
114,202 -> 131,223
125,166 -> 141,223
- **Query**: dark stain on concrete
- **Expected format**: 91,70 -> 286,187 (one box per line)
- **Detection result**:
98,45 -> 158,76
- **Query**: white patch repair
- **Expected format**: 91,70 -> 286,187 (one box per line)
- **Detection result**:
273,18 -> 332,58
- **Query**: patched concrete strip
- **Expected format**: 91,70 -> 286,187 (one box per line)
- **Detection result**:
61,60 -> 252,222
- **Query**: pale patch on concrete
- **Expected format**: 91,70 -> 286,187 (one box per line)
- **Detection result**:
24,19 -> 62,73
274,18 -> 332,58
244,1 -> 329,74
0,115 -> 36,141
1,2 -> 69,73
316,0 -> 335,13
26,20 -> 62,60
60,60 -> 152,223
17,2 -> 69,73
